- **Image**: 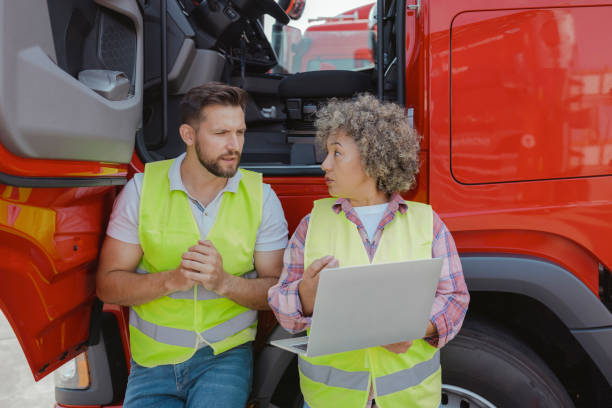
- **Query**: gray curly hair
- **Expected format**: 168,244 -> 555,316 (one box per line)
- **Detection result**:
315,94 -> 421,194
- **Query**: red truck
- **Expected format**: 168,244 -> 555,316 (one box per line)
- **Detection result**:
271,3 -> 374,74
0,0 -> 610,407
297,4 -> 374,72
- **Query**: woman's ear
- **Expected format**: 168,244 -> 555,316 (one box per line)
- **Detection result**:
179,124 -> 195,146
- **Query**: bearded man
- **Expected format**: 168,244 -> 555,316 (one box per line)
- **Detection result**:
96,82 -> 288,407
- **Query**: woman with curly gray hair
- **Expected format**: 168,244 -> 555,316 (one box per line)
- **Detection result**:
315,94 -> 421,196
268,94 -> 469,408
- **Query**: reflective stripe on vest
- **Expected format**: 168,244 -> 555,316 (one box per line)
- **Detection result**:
375,351 -> 440,396
299,350 -> 440,396
134,268 -> 257,301
129,308 -> 257,346
298,358 -> 370,391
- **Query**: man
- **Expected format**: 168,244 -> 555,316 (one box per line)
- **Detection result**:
97,82 -> 288,407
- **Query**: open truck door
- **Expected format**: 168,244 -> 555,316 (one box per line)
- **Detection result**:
0,0 -> 142,391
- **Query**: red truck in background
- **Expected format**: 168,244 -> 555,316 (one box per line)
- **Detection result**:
272,3 -> 374,74
0,0 -> 611,407
298,4 -> 374,72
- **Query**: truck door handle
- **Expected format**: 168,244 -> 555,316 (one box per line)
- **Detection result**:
78,70 -> 131,101
407,0 -> 421,19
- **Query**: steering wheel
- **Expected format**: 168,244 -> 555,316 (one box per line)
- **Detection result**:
255,0 -> 289,24
232,0 -> 290,25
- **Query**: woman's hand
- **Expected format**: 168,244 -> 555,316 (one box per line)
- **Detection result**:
382,322 -> 437,354
298,255 -> 339,316
382,341 -> 413,354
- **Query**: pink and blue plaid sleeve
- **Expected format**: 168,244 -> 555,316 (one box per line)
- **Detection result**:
267,215 -> 312,333
426,211 -> 470,348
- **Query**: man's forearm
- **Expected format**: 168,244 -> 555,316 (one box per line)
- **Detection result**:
219,275 -> 278,310
96,269 -> 176,306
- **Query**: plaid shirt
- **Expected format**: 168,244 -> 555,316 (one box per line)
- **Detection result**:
268,192 -> 469,348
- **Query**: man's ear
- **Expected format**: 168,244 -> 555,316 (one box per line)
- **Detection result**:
179,124 -> 195,146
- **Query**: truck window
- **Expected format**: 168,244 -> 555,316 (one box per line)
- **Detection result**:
264,1 -> 375,74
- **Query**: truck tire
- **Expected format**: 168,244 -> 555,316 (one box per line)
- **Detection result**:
440,318 -> 574,407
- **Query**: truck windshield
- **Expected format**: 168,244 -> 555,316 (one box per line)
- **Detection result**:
265,1 -> 375,74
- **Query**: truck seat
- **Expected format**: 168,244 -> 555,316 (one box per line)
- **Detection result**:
278,70 -> 372,99
278,70 -> 372,153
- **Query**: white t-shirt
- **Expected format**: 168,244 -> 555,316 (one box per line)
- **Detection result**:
106,153 -> 288,252
353,203 -> 388,242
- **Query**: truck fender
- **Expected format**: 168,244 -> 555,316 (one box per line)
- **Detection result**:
461,255 -> 612,385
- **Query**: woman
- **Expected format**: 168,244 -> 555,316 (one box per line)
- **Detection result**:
268,94 -> 469,408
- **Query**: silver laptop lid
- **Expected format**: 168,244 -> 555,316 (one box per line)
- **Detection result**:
306,258 -> 443,357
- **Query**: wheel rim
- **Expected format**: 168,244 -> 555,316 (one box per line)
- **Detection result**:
440,384 -> 497,408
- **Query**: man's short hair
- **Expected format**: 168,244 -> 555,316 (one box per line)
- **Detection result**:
180,82 -> 248,126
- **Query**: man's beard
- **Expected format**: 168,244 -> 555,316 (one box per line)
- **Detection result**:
195,141 -> 241,178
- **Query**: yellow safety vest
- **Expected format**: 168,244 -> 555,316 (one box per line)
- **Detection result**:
129,159 -> 262,367
301,198 -> 441,408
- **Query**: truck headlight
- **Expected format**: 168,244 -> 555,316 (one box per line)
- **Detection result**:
54,352 -> 90,389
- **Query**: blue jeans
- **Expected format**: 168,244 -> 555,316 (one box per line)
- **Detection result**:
123,343 -> 253,408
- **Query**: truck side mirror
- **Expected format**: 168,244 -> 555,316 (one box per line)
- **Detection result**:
278,0 -> 306,20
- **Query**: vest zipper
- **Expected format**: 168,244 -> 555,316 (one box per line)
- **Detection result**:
367,348 -> 377,403
193,285 -> 212,348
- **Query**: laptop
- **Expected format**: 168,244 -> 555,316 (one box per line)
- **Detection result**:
271,257 -> 443,357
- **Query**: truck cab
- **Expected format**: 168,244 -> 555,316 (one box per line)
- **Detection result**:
0,0 -> 610,407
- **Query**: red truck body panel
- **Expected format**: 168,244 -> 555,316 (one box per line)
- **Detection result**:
424,0 -> 612,296
0,185 -> 115,379
0,143 -> 127,179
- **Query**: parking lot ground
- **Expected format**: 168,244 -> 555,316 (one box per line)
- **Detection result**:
0,312 -> 55,408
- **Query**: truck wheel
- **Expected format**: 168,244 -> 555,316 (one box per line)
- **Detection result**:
440,318 -> 574,407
